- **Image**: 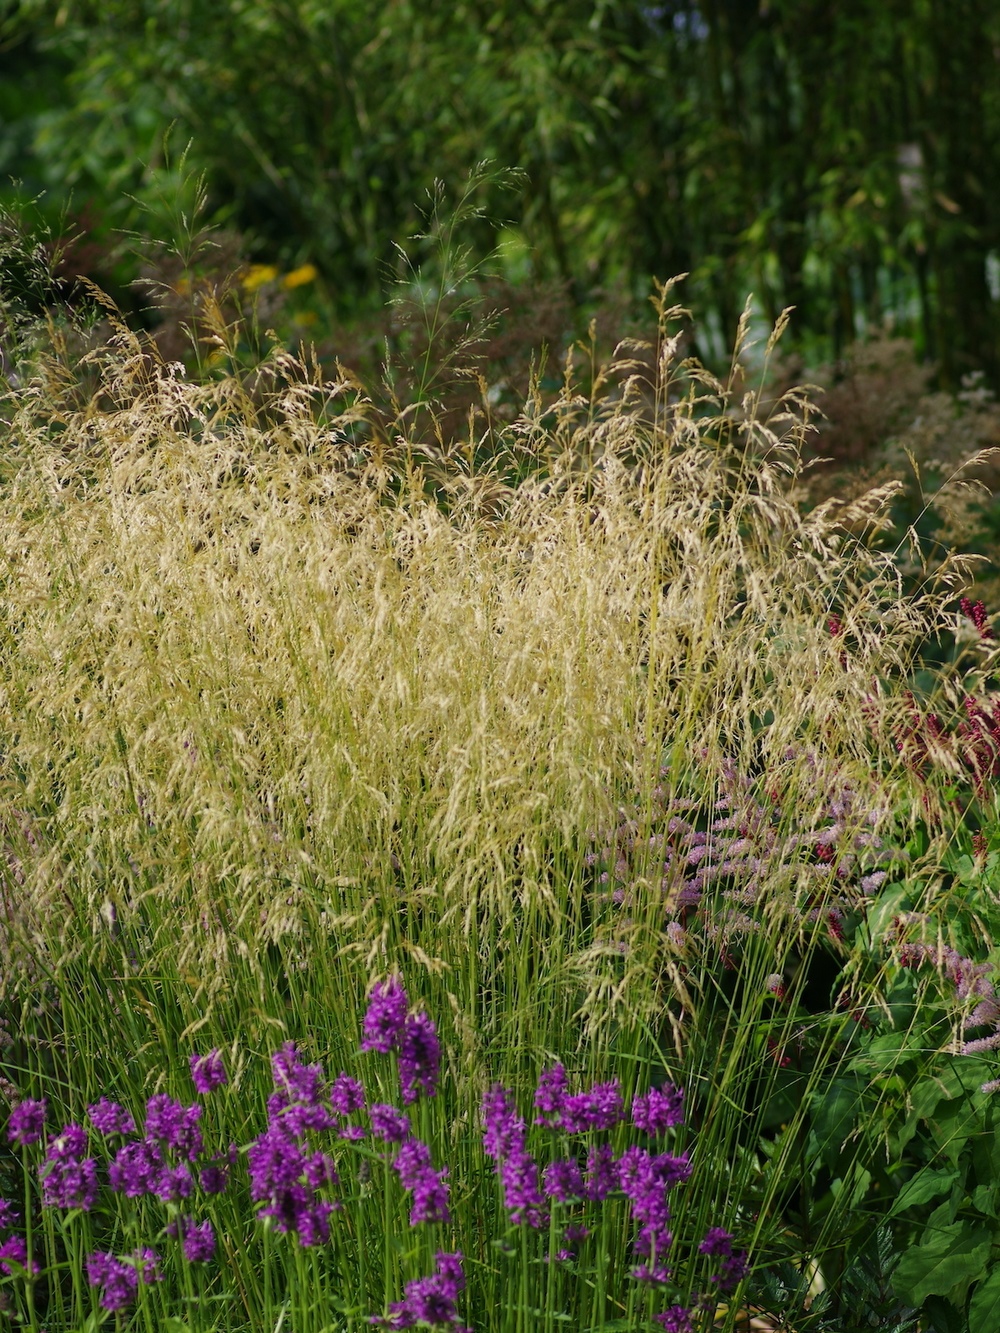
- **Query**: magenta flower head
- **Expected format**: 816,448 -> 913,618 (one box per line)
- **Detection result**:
398,1012 -> 441,1105
169,1217 -> 215,1264
370,1103 -> 410,1143
7,1098 -> 46,1147
533,1065 -> 569,1124
632,1083 -> 684,1136
190,1050 -> 227,1095
481,1085 -> 524,1161
87,1099 -> 136,1137
330,1074 -> 366,1116
558,1080 -> 625,1134
40,1125 -> 98,1210
86,1250 -> 160,1312
655,1308 -> 694,1332
0,1235 -> 39,1276
361,976 -> 408,1053
145,1095 -> 203,1160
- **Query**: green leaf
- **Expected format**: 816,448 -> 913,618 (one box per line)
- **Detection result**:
889,1166 -> 960,1217
892,1222 -> 992,1307
970,1269 -> 1000,1333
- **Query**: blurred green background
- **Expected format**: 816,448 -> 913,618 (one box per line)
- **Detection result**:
2,0 -> 1000,386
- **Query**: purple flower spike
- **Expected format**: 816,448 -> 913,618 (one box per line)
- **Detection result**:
0,1236 -> 39,1276
271,1043 -> 326,1108
370,1103 -> 410,1143
0,1198 -> 19,1229
330,1073 -> 366,1116
177,1218 -> 215,1264
655,1308 -> 694,1332
558,1079 -> 625,1133
87,1099 -> 136,1137
361,976 -> 408,1054
7,1098 -> 46,1146
500,1145 -> 548,1228
40,1126 -> 99,1210
145,1095 -> 203,1160
398,1012 -> 441,1105
583,1144 -> 617,1202
200,1144 -> 236,1194
699,1227 -> 734,1256
481,1085 -> 523,1160
632,1083 -> 684,1136
392,1139 -> 451,1226
542,1157 -> 585,1202
371,1251 -> 465,1329
534,1064 -> 569,1124
109,1138 -> 164,1197
86,1251 -> 156,1312
190,1050 -> 227,1095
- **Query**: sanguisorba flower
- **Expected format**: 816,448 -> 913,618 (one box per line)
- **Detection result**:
7,1098 -> 46,1146
190,1049 -> 227,1095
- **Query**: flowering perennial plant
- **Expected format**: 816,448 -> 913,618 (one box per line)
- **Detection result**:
2,978 -> 750,1330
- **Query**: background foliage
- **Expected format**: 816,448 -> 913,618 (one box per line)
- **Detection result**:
2,0 -> 1000,383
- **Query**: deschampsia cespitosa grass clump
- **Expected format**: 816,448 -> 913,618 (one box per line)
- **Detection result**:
1,271 -> 999,1331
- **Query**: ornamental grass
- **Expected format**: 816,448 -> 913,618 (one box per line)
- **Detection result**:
1,266 -> 999,1331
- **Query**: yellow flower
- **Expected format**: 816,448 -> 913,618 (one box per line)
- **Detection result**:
282,263 -> 318,290
241,264 -> 280,292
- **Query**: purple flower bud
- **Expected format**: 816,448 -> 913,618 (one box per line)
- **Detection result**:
40,1131 -> 99,1211
200,1145 -> 236,1195
190,1050 -> 227,1095
7,1098 -> 46,1146
87,1099 -> 136,1137
271,1043 -> 326,1107
558,1080 -> 625,1134
360,977 -> 408,1054
154,1163 -> 194,1203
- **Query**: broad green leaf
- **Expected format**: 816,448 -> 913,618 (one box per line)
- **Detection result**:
970,1269 -> 1000,1333
888,1166 -> 959,1217
892,1222 -> 991,1307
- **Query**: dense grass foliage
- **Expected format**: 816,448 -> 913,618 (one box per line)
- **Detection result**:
2,279 -> 1000,1331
